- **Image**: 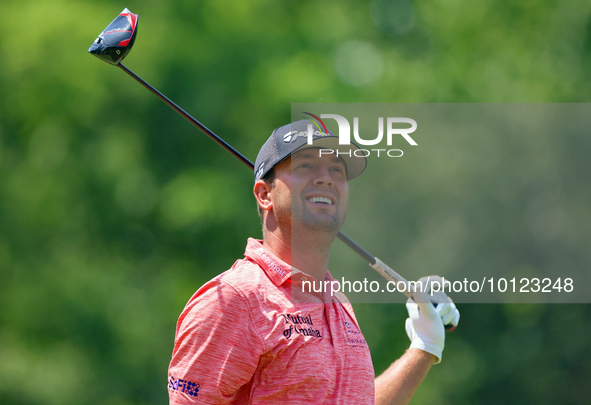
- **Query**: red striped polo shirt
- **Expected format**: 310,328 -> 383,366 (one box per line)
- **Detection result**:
168,238 -> 375,404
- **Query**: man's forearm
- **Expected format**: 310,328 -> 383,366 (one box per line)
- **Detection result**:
374,348 -> 437,405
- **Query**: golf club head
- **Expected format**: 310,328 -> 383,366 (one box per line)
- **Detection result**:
88,8 -> 138,65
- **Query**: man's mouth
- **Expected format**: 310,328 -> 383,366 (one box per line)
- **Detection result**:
307,196 -> 334,205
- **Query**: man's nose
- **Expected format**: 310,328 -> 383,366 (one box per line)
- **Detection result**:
313,166 -> 333,186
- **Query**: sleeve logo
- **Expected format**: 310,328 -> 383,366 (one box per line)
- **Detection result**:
169,376 -> 200,397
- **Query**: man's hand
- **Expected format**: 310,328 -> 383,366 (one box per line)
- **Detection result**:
433,290 -> 460,331
405,276 -> 460,363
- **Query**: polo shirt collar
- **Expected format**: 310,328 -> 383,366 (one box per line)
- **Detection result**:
244,238 -> 293,286
245,238 -> 328,286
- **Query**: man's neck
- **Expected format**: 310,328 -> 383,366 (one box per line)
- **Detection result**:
263,229 -> 335,282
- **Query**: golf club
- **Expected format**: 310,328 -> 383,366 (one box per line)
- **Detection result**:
88,8 -> 456,330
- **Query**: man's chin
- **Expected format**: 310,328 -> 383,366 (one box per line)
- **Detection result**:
302,215 -> 343,233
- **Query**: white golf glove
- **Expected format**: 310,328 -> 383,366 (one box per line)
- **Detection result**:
405,276 -> 460,363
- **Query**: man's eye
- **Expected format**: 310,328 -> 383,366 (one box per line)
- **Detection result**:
299,163 -> 311,169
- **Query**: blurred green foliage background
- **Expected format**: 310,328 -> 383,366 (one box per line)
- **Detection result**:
1,0 -> 590,404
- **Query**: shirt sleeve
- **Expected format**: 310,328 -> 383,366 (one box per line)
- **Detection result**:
168,278 -> 265,404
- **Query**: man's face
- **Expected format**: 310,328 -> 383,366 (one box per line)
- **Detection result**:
271,148 -> 349,233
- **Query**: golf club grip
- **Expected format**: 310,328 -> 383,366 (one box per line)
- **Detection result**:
370,257 -> 455,331
369,258 -> 413,299
338,235 -> 455,331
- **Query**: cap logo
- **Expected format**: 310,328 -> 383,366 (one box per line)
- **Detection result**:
255,162 -> 265,179
303,112 -> 329,141
283,128 -> 329,144
282,112 -> 331,145
283,131 -> 300,143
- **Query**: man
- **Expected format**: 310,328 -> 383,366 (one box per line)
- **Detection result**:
168,120 -> 459,404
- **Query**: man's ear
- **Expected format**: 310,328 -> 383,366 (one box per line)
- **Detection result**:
254,180 -> 273,212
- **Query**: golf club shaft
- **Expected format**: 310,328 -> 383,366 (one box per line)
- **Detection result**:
119,63 -> 253,169
117,63 -> 412,298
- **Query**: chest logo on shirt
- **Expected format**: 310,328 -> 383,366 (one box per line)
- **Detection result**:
344,321 -> 368,348
281,313 -> 322,340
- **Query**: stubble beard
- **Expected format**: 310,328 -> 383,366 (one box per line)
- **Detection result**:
292,197 -> 346,233
272,193 -> 347,239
